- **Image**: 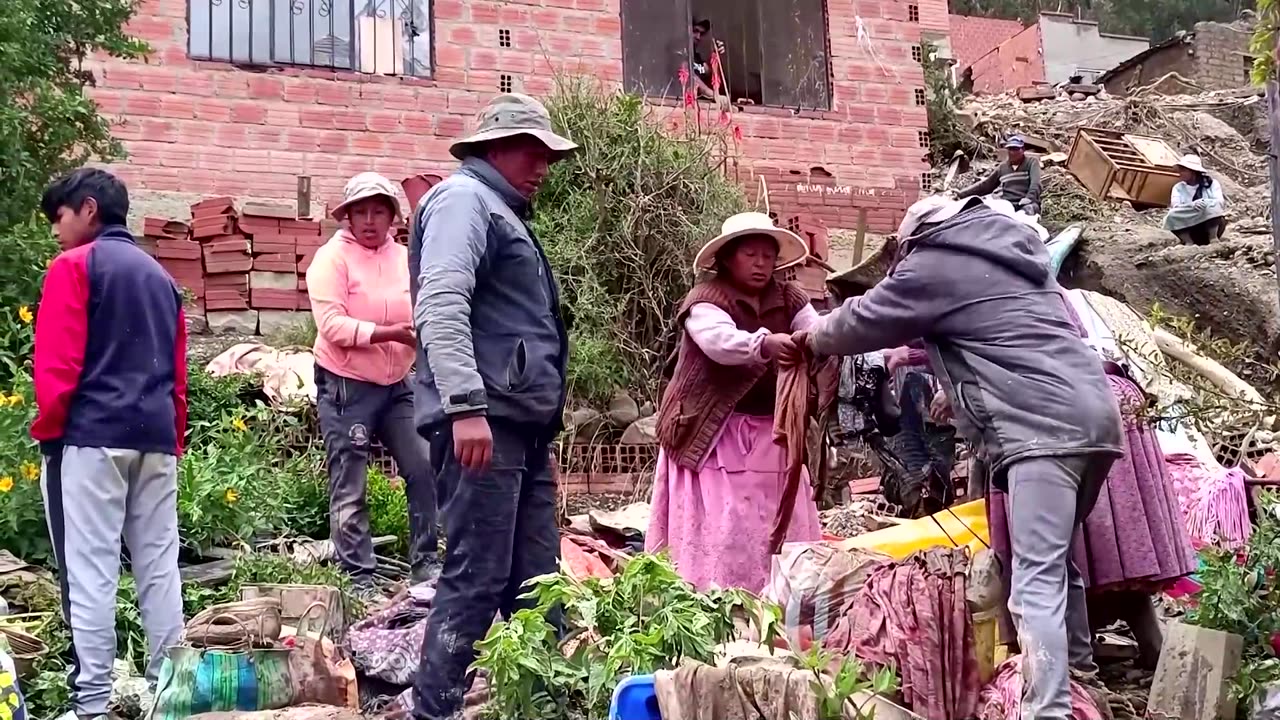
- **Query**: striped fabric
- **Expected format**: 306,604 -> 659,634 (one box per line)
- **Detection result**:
149,646 -> 293,720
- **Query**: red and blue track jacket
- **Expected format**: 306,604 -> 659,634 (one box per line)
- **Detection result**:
31,225 -> 188,455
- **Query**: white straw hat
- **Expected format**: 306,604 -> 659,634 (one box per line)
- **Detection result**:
693,212 -> 809,273
1174,154 -> 1207,174
332,172 -> 402,221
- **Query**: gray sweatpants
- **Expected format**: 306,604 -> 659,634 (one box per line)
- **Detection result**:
1005,453 -> 1112,720
41,446 -> 184,717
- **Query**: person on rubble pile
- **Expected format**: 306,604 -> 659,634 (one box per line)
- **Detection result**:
955,134 -> 1043,216
408,93 -> 577,720
794,195 -> 1124,720
34,169 -> 186,720
645,212 -> 821,594
1163,153 -> 1227,246
306,171 -> 440,596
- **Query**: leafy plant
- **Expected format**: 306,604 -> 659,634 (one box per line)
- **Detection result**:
367,466 -> 411,555
0,374 -> 49,564
473,553 -> 778,719
535,77 -> 747,405
798,646 -> 900,720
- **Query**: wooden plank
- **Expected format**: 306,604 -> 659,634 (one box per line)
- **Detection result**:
852,208 -> 868,264
1125,135 -> 1181,166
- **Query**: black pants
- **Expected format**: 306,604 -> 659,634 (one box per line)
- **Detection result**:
1173,217 -> 1225,246
315,365 -> 438,580
412,419 -> 561,720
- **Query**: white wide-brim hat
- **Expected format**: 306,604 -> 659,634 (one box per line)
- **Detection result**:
449,93 -> 578,161
1174,154 -> 1207,174
693,212 -> 809,273
332,172 -> 402,221
897,195 -> 983,240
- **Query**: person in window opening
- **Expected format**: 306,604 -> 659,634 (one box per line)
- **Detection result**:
1163,153 -> 1227,246
690,18 -> 726,100
954,134 -> 1043,216
646,212 -> 826,595
306,172 -> 440,598
409,93 -> 577,720
35,169 -> 187,720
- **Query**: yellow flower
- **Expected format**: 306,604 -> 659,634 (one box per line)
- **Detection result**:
6,394 -> 21,407
20,462 -> 38,481
231,417 -> 248,432
0,477 -> 13,494
16,306 -> 32,325
224,488 -> 240,504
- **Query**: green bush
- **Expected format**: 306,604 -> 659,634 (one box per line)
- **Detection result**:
534,78 -> 747,405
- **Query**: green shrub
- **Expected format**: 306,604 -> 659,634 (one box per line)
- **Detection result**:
535,78 -> 747,405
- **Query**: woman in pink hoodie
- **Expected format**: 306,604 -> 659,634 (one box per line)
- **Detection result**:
306,172 -> 438,593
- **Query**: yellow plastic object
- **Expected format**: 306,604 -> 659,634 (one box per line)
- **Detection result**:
834,500 -> 991,559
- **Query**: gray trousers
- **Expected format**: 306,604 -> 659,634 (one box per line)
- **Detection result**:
316,365 -> 438,580
41,445 -> 184,717
1005,453 -> 1112,720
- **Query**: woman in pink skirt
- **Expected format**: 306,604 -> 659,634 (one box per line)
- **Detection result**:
646,212 -> 821,593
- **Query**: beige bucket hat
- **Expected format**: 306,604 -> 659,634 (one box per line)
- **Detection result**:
449,93 -> 579,161
1174,154 -> 1207,174
332,172 -> 402,221
693,212 -> 809,273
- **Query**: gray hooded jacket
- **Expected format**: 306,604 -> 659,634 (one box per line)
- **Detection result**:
812,203 -> 1122,486
409,157 -> 569,435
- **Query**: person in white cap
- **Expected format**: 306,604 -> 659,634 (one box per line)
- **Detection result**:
306,172 -> 439,594
408,93 -> 577,720
796,195 -> 1123,720
646,212 -> 819,594
956,134 -> 1043,215
1164,154 -> 1227,245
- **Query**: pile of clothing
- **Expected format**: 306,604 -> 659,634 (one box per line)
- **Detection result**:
823,546 -> 981,720
834,352 -> 957,518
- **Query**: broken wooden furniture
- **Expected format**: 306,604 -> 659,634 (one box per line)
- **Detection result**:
1066,128 -> 1181,208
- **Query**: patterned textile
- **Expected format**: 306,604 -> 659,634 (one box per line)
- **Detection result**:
835,353 -> 896,441
346,593 -> 432,685
824,547 -> 981,720
979,657 -> 1104,720
885,370 -> 957,517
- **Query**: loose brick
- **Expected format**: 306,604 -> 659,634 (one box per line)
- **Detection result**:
192,216 -> 237,239
206,273 -> 250,289
250,271 -> 299,290
155,240 -> 202,260
250,288 -> 300,310
191,197 -> 236,217
203,238 -> 251,254
205,256 -> 253,273
250,240 -> 297,255
279,219 -> 321,234
253,257 -> 297,273
144,218 -> 190,239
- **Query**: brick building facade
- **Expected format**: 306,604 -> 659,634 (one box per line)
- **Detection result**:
1099,20 -> 1256,96
966,22 -> 1044,94
91,0 -> 949,235
949,14 -> 1024,69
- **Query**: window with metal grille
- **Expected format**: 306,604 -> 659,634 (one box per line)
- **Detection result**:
907,4 -> 919,22
622,0 -> 832,110
188,0 -> 433,76
911,44 -> 922,63
499,73 -> 514,93
913,88 -> 926,105
499,28 -> 512,48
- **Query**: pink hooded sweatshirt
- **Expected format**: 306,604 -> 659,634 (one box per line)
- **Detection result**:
306,229 -> 415,386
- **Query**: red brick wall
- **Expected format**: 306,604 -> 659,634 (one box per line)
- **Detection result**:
92,0 -> 936,234
968,22 -> 1045,93
949,14 -> 1025,69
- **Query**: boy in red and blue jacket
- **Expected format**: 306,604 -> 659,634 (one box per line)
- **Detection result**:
33,169 -> 187,720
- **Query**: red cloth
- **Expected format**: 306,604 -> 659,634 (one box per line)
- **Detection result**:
824,547 -> 981,720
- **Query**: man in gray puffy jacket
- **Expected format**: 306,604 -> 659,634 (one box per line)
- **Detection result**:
799,195 -> 1123,720
408,93 -> 577,720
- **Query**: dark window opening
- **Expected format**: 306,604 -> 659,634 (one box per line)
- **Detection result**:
913,87 -> 926,105
908,4 -> 919,22
499,28 -> 512,48
920,172 -> 933,191
911,44 -> 922,63
1244,54 -> 1256,83
918,130 -> 929,148
187,0 -> 434,76
499,73 -> 514,93
620,0 -> 832,110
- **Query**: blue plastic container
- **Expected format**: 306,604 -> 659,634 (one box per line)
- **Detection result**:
610,674 -> 662,720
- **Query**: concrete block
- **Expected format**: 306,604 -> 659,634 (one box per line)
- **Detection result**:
250,271 -> 300,290
1148,621 -> 1243,720
206,310 -> 259,336
257,310 -> 308,338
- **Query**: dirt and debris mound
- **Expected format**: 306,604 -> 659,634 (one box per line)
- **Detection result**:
1063,225 -> 1280,387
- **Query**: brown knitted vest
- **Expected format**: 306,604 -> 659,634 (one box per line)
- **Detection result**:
656,278 -> 811,470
